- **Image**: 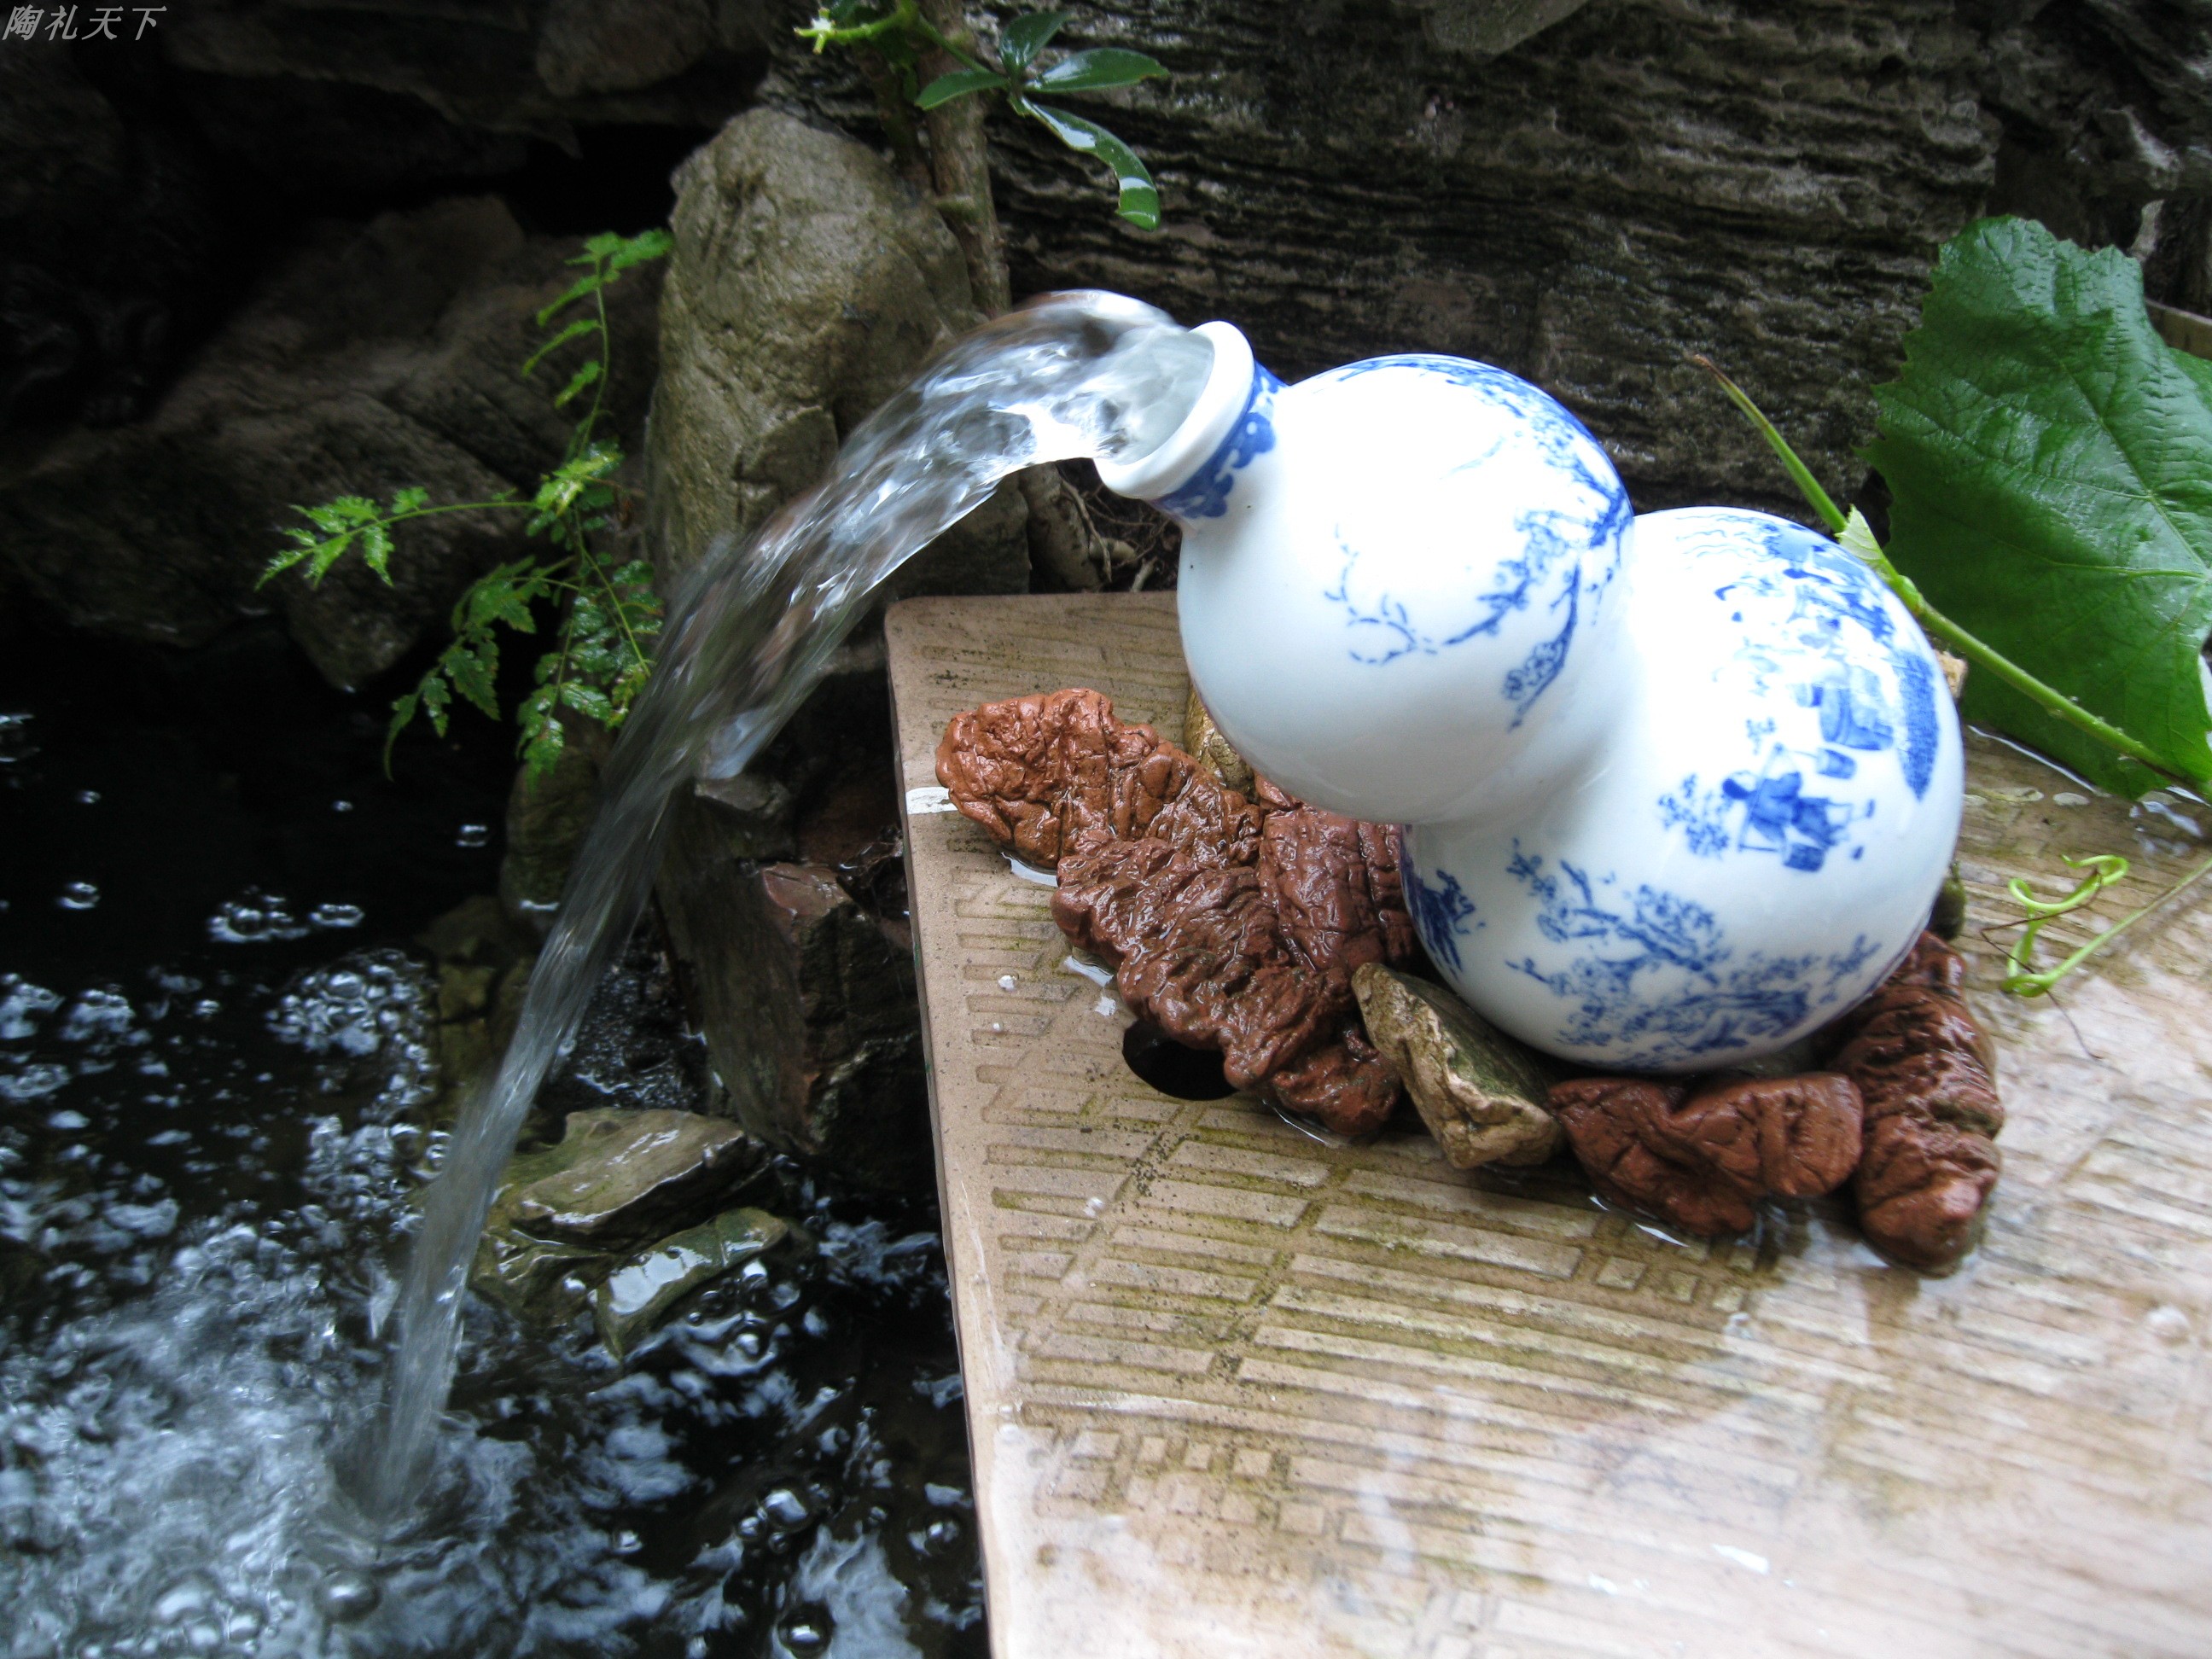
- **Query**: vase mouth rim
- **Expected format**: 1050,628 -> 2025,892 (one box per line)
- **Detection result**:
1094,321 -> 1252,502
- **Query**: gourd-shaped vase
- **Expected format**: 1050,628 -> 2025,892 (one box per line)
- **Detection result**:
1097,323 -> 1964,1071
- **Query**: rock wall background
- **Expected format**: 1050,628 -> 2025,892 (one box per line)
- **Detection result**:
769,0 -> 2212,513
7,0 -> 2208,595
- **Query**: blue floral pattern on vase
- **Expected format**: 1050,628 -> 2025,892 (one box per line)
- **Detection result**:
1314,356 -> 1629,725
1156,365 -> 1282,521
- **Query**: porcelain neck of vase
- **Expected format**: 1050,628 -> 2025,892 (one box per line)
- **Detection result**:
1094,323 -> 1278,521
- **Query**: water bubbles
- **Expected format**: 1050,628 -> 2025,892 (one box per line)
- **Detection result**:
1,975 -> 63,1039
57,881 -> 101,911
0,709 -> 37,763
315,1569 -> 381,1622
2,1062 -> 73,1103
778,1603 -> 834,1654
207,891 -> 309,944
763,1487 -> 818,1531
61,990 -> 137,1045
2146,1304 -> 2192,1345
266,951 -> 437,1120
152,1575 -> 218,1623
75,788 -> 101,806
208,894 -> 370,945
331,799 -> 354,813
455,823 -> 492,848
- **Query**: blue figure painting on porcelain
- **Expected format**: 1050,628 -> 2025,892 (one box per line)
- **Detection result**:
1647,513 -> 1947,876
1503,846 -> 1883,1068
1395,507 -> 1961,1071
1404,861 -> 1479,972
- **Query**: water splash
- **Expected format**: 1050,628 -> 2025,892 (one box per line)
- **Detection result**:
363,293 -> 1211,1519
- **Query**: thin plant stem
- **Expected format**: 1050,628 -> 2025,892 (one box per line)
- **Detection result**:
580,250 -> 612,455
1691,355 -> 1847,532
2004,847 -> 2212,994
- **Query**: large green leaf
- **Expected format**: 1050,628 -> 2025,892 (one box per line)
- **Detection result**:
1865,216 -> 2212,795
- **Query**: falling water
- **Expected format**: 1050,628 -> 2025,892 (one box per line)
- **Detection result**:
359,292 -> 1214,1519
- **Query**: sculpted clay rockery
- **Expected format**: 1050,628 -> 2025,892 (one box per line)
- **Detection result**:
937,688 -> 1418,1133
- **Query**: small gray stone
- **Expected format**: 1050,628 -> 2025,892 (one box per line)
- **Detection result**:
1353,964 -> 1565,1169
591,1207 -> 791,1358
1182,688 -> 1255,798
505,1108 -> 763,1246
468,1226 -> 607,1327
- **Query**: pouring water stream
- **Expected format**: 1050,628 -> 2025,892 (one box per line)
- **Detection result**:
359,293 -> 1212,1520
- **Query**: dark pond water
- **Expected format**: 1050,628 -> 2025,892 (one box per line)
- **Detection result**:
0,614 -> 985,1657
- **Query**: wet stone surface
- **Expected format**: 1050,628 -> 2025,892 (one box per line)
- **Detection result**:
0,614 -> 986,1655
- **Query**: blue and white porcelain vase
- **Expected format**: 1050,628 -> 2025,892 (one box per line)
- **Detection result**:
1097,323 -> 1965,1072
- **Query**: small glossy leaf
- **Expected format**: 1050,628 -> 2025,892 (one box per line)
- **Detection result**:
1022,102 -> 1160,229
259,530 -> 319,585
1837,507 -> 1883,563
916,67 -> 1005,108
418,668 -> 454,738
444,636 -> 500,719
606,229 -> 672,272
360,522 -> 395,583
384,690 -> 419,770
1029,48 -> 1165,93
1865,217 -> 2212,793
388,486 -> 430,515
999,9 -> 1066,69
524,731 -> 565,780
306,497 -> 376,533
523,317 -> 599,377
554,358 -> 604,409
307,533 -> 354,582
559,682 -> 614,721
536,272 -> 601,327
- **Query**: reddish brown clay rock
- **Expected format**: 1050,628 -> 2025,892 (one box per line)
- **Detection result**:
1825,930 -> 2002,1271
1549,1073 -> 1866,1236
935,688 -> 1262,868
938,689 -> 1415,1134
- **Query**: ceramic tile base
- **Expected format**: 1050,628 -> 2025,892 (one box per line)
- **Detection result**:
888,593 -> 2212,1659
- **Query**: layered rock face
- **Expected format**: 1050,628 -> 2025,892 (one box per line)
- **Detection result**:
0,196 -> 659,687
644,108 -> 1030,597
768,0 -> 2212,513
